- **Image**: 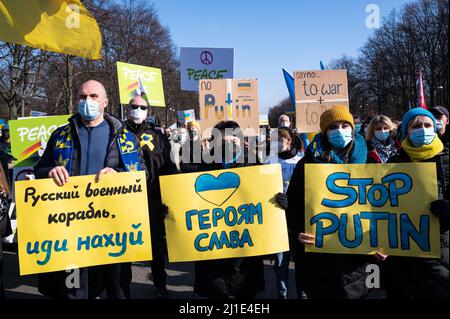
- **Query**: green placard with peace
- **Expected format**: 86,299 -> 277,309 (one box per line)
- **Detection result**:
9,115 -> 70,168
116,61 -> 166,107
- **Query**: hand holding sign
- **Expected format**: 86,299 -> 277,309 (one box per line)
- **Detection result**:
96,167 -> 117,182
304,163 -> 440,258
15,171 -> 151,275
160,164 -> 289,262
48,166 -> 69,186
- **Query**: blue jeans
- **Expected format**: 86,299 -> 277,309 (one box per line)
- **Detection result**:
273,251 -> 290,298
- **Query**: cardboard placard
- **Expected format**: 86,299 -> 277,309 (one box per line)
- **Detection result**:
199,79 -> 259,137
294,70 -> 348,133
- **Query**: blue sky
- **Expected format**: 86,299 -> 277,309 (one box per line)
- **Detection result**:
151,0 -> 413,113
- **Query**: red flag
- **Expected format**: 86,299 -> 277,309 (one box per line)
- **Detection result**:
419,69 -> 428,109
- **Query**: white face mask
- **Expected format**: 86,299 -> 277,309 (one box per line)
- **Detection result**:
129,107 -> 148,124
280,121 -> 290,128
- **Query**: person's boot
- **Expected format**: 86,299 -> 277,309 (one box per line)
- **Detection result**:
155,286 -> 169,299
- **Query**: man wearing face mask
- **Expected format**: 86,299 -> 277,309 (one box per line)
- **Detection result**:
34,80 -> 147,299
124,96 -> 176,299
279,114 -> 291,129
430,106 -> 449,148
164,127 -> 172,140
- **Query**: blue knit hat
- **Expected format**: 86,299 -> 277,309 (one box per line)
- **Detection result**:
402,107 -> 437,139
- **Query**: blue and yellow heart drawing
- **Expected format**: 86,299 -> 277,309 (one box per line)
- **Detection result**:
194,172 -> 240,206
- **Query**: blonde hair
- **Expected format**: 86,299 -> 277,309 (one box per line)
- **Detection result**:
366,115 -> 397,141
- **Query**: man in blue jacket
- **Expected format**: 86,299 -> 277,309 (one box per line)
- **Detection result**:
34,80 -> 147,299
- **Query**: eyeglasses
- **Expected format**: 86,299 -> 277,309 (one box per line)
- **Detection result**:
130,104 -> 148,111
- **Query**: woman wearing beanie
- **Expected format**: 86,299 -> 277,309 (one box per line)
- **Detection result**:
365,115 -> 401,163
385,108 -> 449,299
286,105 -> 377,299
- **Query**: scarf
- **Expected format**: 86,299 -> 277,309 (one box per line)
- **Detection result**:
402,136 -> 444,162
53,124 -> 142,172
307,132 -> 367,164
370,137 -> 399,163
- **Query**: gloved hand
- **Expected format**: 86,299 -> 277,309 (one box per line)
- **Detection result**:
430,200 -> 449,218
161,204 -> 169,219
275,192 -> 288,210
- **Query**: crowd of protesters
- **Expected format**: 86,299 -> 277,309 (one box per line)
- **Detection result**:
0,79 -> 448,300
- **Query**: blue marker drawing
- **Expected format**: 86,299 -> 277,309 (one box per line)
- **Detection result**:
195,172 -> 240,206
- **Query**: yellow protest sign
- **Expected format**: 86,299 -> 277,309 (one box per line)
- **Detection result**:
15,171 -> 152,275
304,163 -> 440,258
160,164 -> 289,262
116,61 -> 165,107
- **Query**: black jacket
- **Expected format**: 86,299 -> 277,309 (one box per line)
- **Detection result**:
384,146 -> 449,299
125,119 -> 176,216
193,152 -> 265,298
286,151 -> 373,299
34,113 -> 147,299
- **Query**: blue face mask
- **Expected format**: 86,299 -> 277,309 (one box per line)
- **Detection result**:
77,99 -> 101,121
355,124 -> 362,133
409,128 -> 436,147
374,130 -> 390,142
327,128 -> 353,149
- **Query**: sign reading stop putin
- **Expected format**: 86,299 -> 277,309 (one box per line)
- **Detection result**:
294,70 -> 349,133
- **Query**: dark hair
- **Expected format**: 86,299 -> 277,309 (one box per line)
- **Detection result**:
214,120 -> 241,131
210,121 -> 244,141
278,127 -> 304,152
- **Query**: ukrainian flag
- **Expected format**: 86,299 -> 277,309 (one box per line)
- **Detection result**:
0,0 -> 102,60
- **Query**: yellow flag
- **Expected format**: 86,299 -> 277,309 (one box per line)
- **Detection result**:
0,0 -> 102,60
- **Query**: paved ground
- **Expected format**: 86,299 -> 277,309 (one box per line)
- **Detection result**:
2,248 -> 298,299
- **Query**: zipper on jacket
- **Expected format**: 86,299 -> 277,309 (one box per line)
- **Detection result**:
85,127 -> 92,174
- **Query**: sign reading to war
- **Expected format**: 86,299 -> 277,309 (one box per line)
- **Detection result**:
15,171 -> 152,275
160,164 -> 289,262
199,79 -> 259,137
180,47 -> 234,91
294,70 -> 348,133
9,115 -> 70,168
304,163 -> 440,258
116,61 -> 165,107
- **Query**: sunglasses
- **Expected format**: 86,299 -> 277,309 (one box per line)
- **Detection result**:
130,104 -> 148,111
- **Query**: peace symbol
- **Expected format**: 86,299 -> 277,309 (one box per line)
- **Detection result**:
200,51 -> 213,65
